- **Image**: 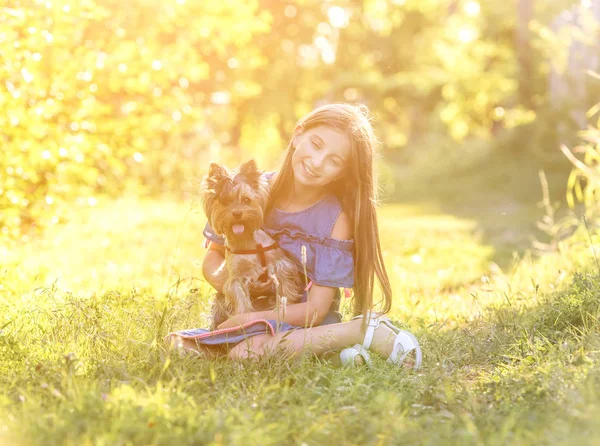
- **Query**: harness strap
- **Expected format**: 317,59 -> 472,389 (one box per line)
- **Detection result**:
225,242 -> 279,282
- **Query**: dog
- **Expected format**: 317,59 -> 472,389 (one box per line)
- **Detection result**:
202,159 -> 304,329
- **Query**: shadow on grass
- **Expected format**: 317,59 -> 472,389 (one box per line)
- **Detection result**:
390,150 -> 573,270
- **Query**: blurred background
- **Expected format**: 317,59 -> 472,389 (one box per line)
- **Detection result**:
1,0 -> 599,242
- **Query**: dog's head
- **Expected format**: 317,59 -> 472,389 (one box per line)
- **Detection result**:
201,159 -> 269,241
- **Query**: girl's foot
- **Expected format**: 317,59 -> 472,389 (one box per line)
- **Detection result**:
365,320 -> 417,369
342,316 -> 421,369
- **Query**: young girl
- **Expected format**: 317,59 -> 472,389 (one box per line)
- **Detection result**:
165,103 -> 422,369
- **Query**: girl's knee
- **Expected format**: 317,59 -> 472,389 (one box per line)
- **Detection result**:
164,333 -> 182,348
228,336 -> 267,360
228,344 -> 252,360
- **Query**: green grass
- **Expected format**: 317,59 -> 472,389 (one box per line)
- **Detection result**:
2,159 -> 600,445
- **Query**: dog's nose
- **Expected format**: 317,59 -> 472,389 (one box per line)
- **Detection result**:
232,211 -> 242,219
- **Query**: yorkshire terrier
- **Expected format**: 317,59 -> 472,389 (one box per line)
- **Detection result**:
202,159 -> 304,329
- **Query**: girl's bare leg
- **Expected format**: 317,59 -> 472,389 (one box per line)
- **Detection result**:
227,319 -> 416,367
164,333 -> 223,359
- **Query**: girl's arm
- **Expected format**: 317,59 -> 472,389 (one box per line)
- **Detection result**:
202,242 -> 228,293
233,283 -> 337,327
217,211 -> 353,328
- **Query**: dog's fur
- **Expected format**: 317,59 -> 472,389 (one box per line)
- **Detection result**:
202,160 -> 304,329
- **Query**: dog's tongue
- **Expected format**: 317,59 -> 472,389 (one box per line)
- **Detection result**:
232,224 -> 245,234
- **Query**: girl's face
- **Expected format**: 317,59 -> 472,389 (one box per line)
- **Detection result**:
291,125 -> 351,188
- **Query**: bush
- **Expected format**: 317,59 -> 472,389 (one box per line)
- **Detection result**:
0,0 -> 268,239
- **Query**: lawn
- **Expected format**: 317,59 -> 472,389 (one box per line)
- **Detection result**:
1,155 -> 599,445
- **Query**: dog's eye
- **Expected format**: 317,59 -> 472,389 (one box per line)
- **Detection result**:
241,197 -> 251,205
220,197 -> 231,205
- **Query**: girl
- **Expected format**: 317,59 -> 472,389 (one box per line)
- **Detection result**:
165,103 -> 422,369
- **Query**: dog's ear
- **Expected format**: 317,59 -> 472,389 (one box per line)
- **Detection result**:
204,163 -> 228,191
208,162 -> 227,180
240,159 -> 257,174
238,159 -> 261,189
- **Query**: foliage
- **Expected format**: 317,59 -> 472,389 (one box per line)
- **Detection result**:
562,99 -> 600,211
0,0 -> 268,238
1,0 -> 596,237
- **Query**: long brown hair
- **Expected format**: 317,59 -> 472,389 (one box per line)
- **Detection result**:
266,103 -> 392,327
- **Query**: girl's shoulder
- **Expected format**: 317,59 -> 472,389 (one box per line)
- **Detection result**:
264,202 -> 354,288
264,171 -> 277,186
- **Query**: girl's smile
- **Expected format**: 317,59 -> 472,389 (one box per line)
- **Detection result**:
301,161 -> 319,179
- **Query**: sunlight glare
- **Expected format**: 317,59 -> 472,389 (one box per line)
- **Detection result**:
227,58 -> 238,69
321,46 -> 335,64
328,6 -> 348,28
458,26 -> 478,43
21,68 -> 33,83
211,91 -> 231,105
411,254 -> 423,264
96,53 -> 106,69
464,1 -> 480,17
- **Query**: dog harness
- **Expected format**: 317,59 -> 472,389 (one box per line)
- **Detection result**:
225,242 -> 279,282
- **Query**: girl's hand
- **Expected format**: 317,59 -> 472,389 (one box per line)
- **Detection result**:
216,313 -> 251,330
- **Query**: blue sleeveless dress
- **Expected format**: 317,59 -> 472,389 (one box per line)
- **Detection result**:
170,172 -> 354,347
